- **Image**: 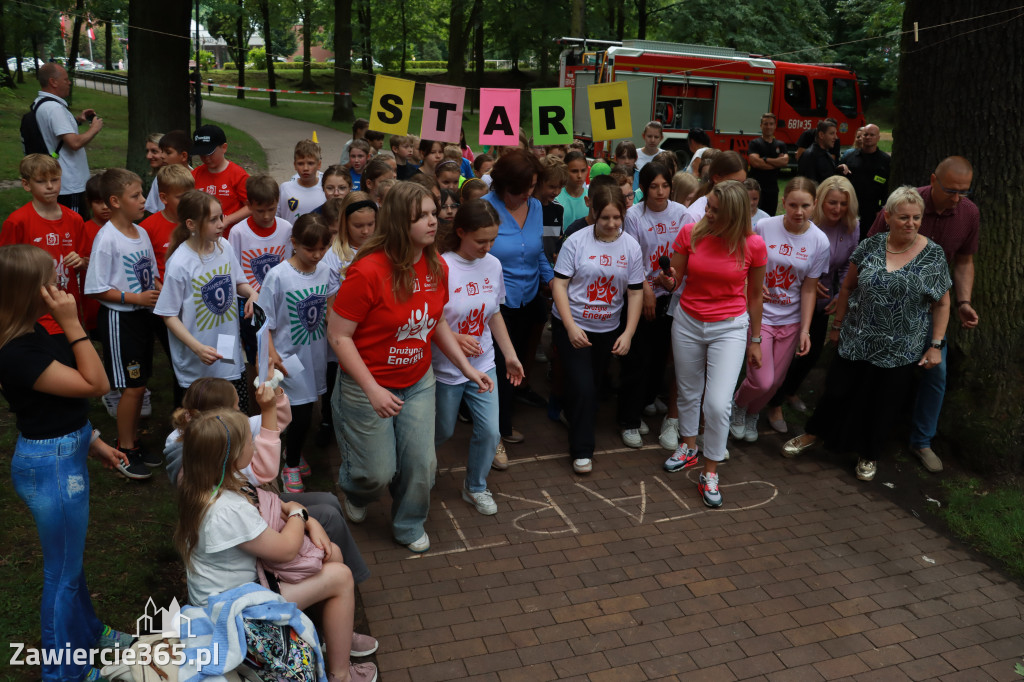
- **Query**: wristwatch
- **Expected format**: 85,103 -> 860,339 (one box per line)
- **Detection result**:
930,339 -> 946,350
288,508 -> 309,522
750,336 -> 762,343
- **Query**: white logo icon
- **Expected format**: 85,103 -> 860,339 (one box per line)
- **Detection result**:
135,597 -> 192,638
395,304 -> 436,343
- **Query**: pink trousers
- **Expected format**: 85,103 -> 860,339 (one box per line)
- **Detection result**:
733,322 -> 801,414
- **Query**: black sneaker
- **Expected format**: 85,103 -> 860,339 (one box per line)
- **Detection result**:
140,445 -> 162,468
115,443 -> 153,480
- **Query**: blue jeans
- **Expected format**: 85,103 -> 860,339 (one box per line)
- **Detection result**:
332,368 -> 437,545
435,368 -> 499,493
11,422 -> 103,681
910,331 -> 948,450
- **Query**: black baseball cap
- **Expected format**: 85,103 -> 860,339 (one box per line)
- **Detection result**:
192,125 -> 227,156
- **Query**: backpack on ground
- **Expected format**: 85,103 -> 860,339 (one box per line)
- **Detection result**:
21,97 -> 66,157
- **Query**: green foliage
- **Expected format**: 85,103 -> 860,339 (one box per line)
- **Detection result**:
274,61 -> 334,70
249,46 -> 268,69
407,60 -> 447,69
198,50 -> 217,71
941,477 -> 1024,578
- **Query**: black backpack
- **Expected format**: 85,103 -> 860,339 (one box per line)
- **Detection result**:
21,97 -> 66,157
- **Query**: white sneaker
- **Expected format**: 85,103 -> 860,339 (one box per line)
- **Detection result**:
407,532 -> 430,553
462,487 -> 498,515
343,497 -> 366,523
729,401 -> 746,440
743,411 -> 759,442
102,390 -> 121,418
638,420 -> 650,435
622,429 -> 643,448
643,402 -> 657,416
141,388 -> 152,418
573,458 -> 593,474
653,397 -> 668,413
659,417 -> 679,450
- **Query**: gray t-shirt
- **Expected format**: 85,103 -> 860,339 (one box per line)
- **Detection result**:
33,92 -> 90,194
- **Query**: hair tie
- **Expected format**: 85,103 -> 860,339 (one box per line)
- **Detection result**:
436,160 -> 460,170
345,200 -> 378,216
210,415 -> 232,498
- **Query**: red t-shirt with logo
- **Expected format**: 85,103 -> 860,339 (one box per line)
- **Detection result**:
192,161 -> 250,234
0,203 -> 86,334
333,251 -> 449,389
140,211 -> 177,279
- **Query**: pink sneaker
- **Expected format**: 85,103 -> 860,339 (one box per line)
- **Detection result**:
281,467 -> 304,493
328,663 -> 377,682
351,632 -> 379,657
298,456 -> 312,478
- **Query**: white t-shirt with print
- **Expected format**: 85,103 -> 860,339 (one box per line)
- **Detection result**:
261,260 -> 331,405
432,252 -> 505,386
84,222 -> 159,312
755,216 -> 831,326
186,487 -> 267,607
553,228 -> 644,333
154,239 -> 247,386
623,200 -> 687,297
322,247 -> 354,298
636,147 -> 660,171
227,217 -> 294,292
681,195 -> 707,228
277,180 -> 326,224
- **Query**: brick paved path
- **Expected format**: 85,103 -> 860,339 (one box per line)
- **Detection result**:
345,408 -> 1024,681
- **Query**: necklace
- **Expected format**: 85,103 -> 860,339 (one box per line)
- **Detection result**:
885,234 -> 918,254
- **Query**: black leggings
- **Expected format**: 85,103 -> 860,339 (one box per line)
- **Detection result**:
322,362 -> 338,426
552,318 -> 618,461
618,295 -> 672,427
494,293 -> 547,436
285,402 -> 315,467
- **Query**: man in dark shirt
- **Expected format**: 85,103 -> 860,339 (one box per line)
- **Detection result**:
795,117 -> 840,162
844,124 -> 890,238
868,156 -> 979,474
747,113 -> 789,215
797,120 -> 849,184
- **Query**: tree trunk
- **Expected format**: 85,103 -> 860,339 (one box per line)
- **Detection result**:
104,20 -> 114,69
615,0 -> 625,41
298,0 -> 314,89
447,0 -> 469,85
331,0 -> 354,121
0,0 -> 13,88
127,0 -> 191,176
235,0 -> 245,99
66,0 -> 85,105
891,0 -> 1024,472
357,0 -> 372,74
400,0 -> 407,76
571,0 -> 584,36
637,0 -> 648,39
260,0 -> 277,106
472,7 -> 483,113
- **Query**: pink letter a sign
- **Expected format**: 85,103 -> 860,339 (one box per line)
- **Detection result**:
479,89 -> 520,146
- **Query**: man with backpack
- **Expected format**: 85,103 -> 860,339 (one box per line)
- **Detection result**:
26,62 -> 103,217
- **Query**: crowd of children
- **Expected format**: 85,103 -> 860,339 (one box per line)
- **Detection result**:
3,114 -> 908,681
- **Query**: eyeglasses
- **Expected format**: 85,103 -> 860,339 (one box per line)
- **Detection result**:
442,203 -> 460,210
936,179 -> 972,198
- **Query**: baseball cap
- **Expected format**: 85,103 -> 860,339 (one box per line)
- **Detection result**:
590,161 -> 612,177
192,125 -> 227,156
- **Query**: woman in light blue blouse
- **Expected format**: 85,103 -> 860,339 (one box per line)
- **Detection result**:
782,186 -> 951,481
483,149 -> 552,449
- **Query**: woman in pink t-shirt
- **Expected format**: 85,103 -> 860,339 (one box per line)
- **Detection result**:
731,177 -> 830,442
659,181 -> 767,508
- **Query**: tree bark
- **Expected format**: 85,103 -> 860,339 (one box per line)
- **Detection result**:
66,0 -> 85,105
400,0 -> 407,76
636,0 -> 648,39
472,5 -> 483,113
104,20 -> 114,70
0,0 -> 13,88
298,0 -> 314,89
571,0 -> 585,36
331,0 -> 354,121
236,0 -> 245,99
447,0 -> 469,85
127,0 -> 191,176
357,0 -> 372,74
891,0 -> 1024,472
259,0 -> 277,106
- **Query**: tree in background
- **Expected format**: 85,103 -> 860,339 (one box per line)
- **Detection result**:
90,0 -> 126,70
258,0 -> 277,105
890,0 -> 1024,472
292,0 -> 325,89
331,0 -> 354,120
205,0 -> 257,98
127,0 -> 191,176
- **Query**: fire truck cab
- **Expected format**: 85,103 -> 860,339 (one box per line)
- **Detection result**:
558,38 -> 865,167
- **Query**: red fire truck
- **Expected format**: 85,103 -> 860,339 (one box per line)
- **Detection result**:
558,38 -> 866,165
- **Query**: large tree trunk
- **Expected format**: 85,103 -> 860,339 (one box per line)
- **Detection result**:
446,0 -> 469,85
357,0 -> 372,74
331,0 -> 354,121
892,0 -> 1024,472
571,0 -> 585,36
66,0 -> 85,105
0,0 -> 13,88
472,6 -> 483,113
235,0 -> 246,100
636,0 -> 648,39
104,20 -> 113,70
298,0 -> 314,89
259,0 -> 277,106
399,0 -> 407,76
127,0 -> 191,176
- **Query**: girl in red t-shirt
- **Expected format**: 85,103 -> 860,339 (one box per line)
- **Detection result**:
659,181 -> 767,508
327,182 -> 493,554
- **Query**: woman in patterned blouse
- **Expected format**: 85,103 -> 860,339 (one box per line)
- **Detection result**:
781,186 -> 951,481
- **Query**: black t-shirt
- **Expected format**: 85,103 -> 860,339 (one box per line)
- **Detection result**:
0,324 -> 89,439
797,144 -> 838,184
845,149 -> 891,227
747,137 -> 788,188
395,162 -> 421,181
797,129 -> 840,161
